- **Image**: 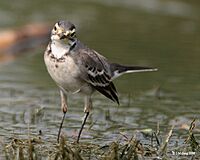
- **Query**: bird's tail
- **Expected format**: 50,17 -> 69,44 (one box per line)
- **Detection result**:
110,63 -> 157,80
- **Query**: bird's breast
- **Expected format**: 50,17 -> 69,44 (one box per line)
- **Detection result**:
44,51 -> 84,94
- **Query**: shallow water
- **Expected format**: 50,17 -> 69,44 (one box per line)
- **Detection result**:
0,0 -> 200,156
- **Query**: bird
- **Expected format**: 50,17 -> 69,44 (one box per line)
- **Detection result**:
44,20 -> 157,143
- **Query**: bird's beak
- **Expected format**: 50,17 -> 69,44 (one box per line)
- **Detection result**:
60,31 -> 70,40
64,31 -> 70,36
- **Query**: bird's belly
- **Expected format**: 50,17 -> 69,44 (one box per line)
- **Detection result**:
45,55 -> 84,93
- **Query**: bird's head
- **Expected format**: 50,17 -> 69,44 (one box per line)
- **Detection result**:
51,20 -> 76,41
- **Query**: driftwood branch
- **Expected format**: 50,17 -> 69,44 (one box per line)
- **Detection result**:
0,23 -> 51,62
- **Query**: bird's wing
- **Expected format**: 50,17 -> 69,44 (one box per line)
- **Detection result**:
75,48 -> 119,104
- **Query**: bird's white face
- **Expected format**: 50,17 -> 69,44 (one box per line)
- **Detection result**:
51,21 -> 76,42
50,21 -> 77,59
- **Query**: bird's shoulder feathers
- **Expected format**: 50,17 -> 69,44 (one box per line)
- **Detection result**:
72,45 -> 119,104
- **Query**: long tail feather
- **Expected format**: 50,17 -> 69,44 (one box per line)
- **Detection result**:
111,63 -> 157,80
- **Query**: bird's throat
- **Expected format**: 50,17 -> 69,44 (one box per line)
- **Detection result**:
51,39 -> 76,59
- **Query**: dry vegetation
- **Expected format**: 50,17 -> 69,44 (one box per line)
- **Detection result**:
1,120 -> 199,160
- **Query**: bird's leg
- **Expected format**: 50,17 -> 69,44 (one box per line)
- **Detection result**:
77,96 -> 92,143
57,90 -> 68,143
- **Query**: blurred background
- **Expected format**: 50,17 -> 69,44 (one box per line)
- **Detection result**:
0,0 -> 199,146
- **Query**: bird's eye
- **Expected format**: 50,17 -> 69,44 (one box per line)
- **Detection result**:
54,27 -> 57,31
69,26 -> 75,31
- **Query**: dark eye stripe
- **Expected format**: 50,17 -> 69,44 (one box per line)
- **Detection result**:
69,25 -> 75,31
70,32 -> 75,37
58,21 -> 62,26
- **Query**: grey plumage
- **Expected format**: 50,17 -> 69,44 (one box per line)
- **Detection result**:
71,43 -> 119,103
44,20 -> 157,142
